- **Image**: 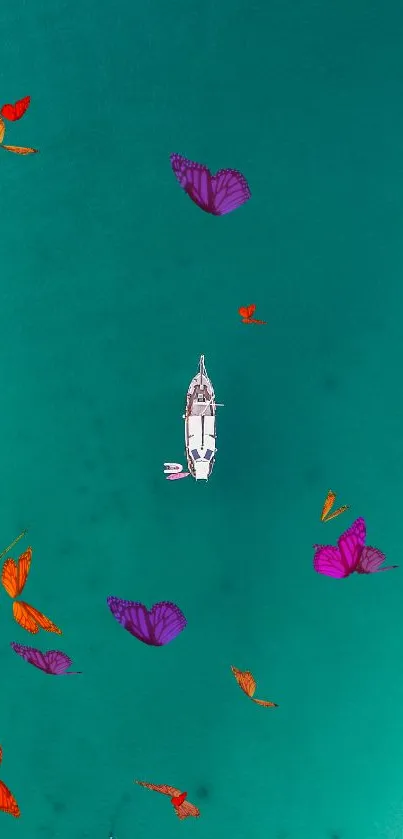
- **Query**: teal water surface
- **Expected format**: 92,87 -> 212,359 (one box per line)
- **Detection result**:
1,1 -> 403,838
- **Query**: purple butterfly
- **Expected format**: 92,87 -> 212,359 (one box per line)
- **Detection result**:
313,517 -> 398,578
107,597 -> 187,646
170,153 -> 251,216
10,642 -> 81,674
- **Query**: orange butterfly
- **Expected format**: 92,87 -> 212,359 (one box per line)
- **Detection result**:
135,781 -> 200,820
238,304 -> 267,324
231,665 -> 278,707
321,490 -> 349,523
0,746 -> 20,817
1,547 -> 62,635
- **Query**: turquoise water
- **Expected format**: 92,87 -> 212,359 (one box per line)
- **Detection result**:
0,0 -> 403,837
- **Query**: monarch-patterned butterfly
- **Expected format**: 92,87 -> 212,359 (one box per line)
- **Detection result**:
231,665 -> 278,707
321,489 -> 349,523
1,547 -> 61,634
135,780 -> 200,820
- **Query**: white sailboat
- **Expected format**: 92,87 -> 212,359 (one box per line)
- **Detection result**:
183,355 -> 223,480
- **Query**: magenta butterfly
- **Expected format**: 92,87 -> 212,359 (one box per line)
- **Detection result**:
107,597 -> 187,646
313,517 -> 398,578
10,642 -> 81,674
170,153 -> 251,216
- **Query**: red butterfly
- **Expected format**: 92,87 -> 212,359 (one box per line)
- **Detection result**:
1,96 -> 31,121
238,304 -> 266,324
135,780 -> 200,820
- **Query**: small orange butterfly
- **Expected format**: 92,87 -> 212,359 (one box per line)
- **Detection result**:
1,547 -> 61,635
321,490 -> 349,523
0,746 -> 20,817
231,665 -> 278,707
135,781 -> 200,820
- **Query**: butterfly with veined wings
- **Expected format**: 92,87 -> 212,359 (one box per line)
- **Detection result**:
170,153 -> 251,216
0,746 -> 20,817
321,489 -> 349,523
135,780 -> 200,820
10,643 -> 80,674
0,96 -> 38,154
231,665 -> 278,707
1,547 -> 62,634
107,597 -> 186,646
313,517 -> 398,577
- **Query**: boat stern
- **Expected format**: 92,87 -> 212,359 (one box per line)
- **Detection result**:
193,455 -> 214,481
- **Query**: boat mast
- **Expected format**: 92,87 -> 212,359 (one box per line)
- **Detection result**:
199,354 -> 204,384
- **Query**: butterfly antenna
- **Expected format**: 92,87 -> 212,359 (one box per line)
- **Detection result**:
0,527 -> 28,561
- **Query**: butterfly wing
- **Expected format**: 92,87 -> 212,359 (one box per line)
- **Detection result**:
252,697 -> 278,707
174,798 -> 200,820
43,650 -> 72,674
313,545 -> 346,577
231,665 -> 257,697
107,597 -> 155,644
135,780 -> 181,797
2,559 -> 19,598
149,601 -> 187,645
321,490 -> 336,521
1,144 -> 38,155
356,546 -> 397,574
13,602 -> 62,635
170,153 -> 212,212
10,641 -> 48,672
171,792 -> 187,807
15,96 -> 30,119
1,549 -> 31,597
210,168 -> 251,215
337,517 -> 366,575
323,505 -> 349,522
16,548 -> 32,594
0,780 -> 20,817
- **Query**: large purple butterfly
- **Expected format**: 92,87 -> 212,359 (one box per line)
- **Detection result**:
10,642 -> 81,674
106,597 -> 187,646
170,153 -> 251,216
313,517 -> 398,578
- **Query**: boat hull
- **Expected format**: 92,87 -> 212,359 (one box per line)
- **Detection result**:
184,355 -> 217,480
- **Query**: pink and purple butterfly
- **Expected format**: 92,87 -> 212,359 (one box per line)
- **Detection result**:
107,597 -> 187,646
170,153 -> 251,216
313,517 -> 398,578
10,642 -> 81,674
